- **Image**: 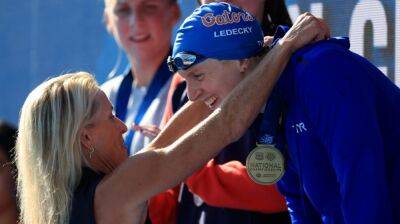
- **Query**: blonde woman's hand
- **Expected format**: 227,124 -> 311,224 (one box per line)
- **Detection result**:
132,124 -> 161,138
281,12 -> 331,53
263,36 -> 274,47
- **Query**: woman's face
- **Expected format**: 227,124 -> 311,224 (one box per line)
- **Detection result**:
178,59 -> 246,110
0,149 -> 15,211
82,91 -> 128,174
105,0 -> 180,61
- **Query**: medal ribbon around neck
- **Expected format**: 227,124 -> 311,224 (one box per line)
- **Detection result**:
246,89 -> 285,185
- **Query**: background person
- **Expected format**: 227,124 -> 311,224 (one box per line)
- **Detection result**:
170,2 -> 400,223
200,0 -> 292,35
101,0 -> 180,156
101,1 -> 184,222
0,121 -> 18,224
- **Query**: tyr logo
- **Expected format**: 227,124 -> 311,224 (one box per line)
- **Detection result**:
292,122 -> 308,133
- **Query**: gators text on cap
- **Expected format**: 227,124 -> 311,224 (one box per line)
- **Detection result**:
172,2 -> 265,61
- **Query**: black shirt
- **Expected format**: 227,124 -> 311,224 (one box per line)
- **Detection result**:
70,167 -> 104,224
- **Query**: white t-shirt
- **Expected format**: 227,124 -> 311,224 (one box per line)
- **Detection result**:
101,73 -> 172,155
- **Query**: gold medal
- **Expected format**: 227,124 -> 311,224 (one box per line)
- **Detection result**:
246,144 -> 285,185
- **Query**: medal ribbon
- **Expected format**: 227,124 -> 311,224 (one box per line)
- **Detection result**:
257,25 -> 289,147
257,88 -> 284,147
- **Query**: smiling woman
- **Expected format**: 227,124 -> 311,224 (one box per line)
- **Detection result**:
103,0 -> 179,65
170,2 -> 400,223
160,2 -> 327,224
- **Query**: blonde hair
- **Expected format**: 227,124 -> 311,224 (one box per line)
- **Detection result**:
16,72 -> 100,224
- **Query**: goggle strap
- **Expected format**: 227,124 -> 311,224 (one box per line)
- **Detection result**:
167,56 -> 177,73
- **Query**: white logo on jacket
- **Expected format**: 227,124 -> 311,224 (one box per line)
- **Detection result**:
292,122 -> 308,133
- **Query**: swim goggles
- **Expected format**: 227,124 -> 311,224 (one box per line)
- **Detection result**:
167,52 -> 206,73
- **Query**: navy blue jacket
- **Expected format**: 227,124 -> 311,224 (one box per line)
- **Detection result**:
274,37 -> 400,223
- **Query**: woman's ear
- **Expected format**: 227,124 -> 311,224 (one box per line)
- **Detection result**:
80,128 -> 93,150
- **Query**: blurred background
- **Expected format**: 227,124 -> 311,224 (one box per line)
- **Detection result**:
0,0 -> 398,126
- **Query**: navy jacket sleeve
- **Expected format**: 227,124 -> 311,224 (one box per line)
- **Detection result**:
278,159 -> 322,224
296,46 -> 393,223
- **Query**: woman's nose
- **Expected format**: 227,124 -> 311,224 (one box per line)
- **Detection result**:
186,82 -> 201,101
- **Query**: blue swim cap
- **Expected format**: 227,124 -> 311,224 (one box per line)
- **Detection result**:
172,2 -> 264,61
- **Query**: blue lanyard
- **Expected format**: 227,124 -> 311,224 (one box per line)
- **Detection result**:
256,25 -> 291,146
115,60 -> 172,155
256,25 -> 292,146
257,89 -> 284,147
115,71 -> 133,122
268,25 -> 290,49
